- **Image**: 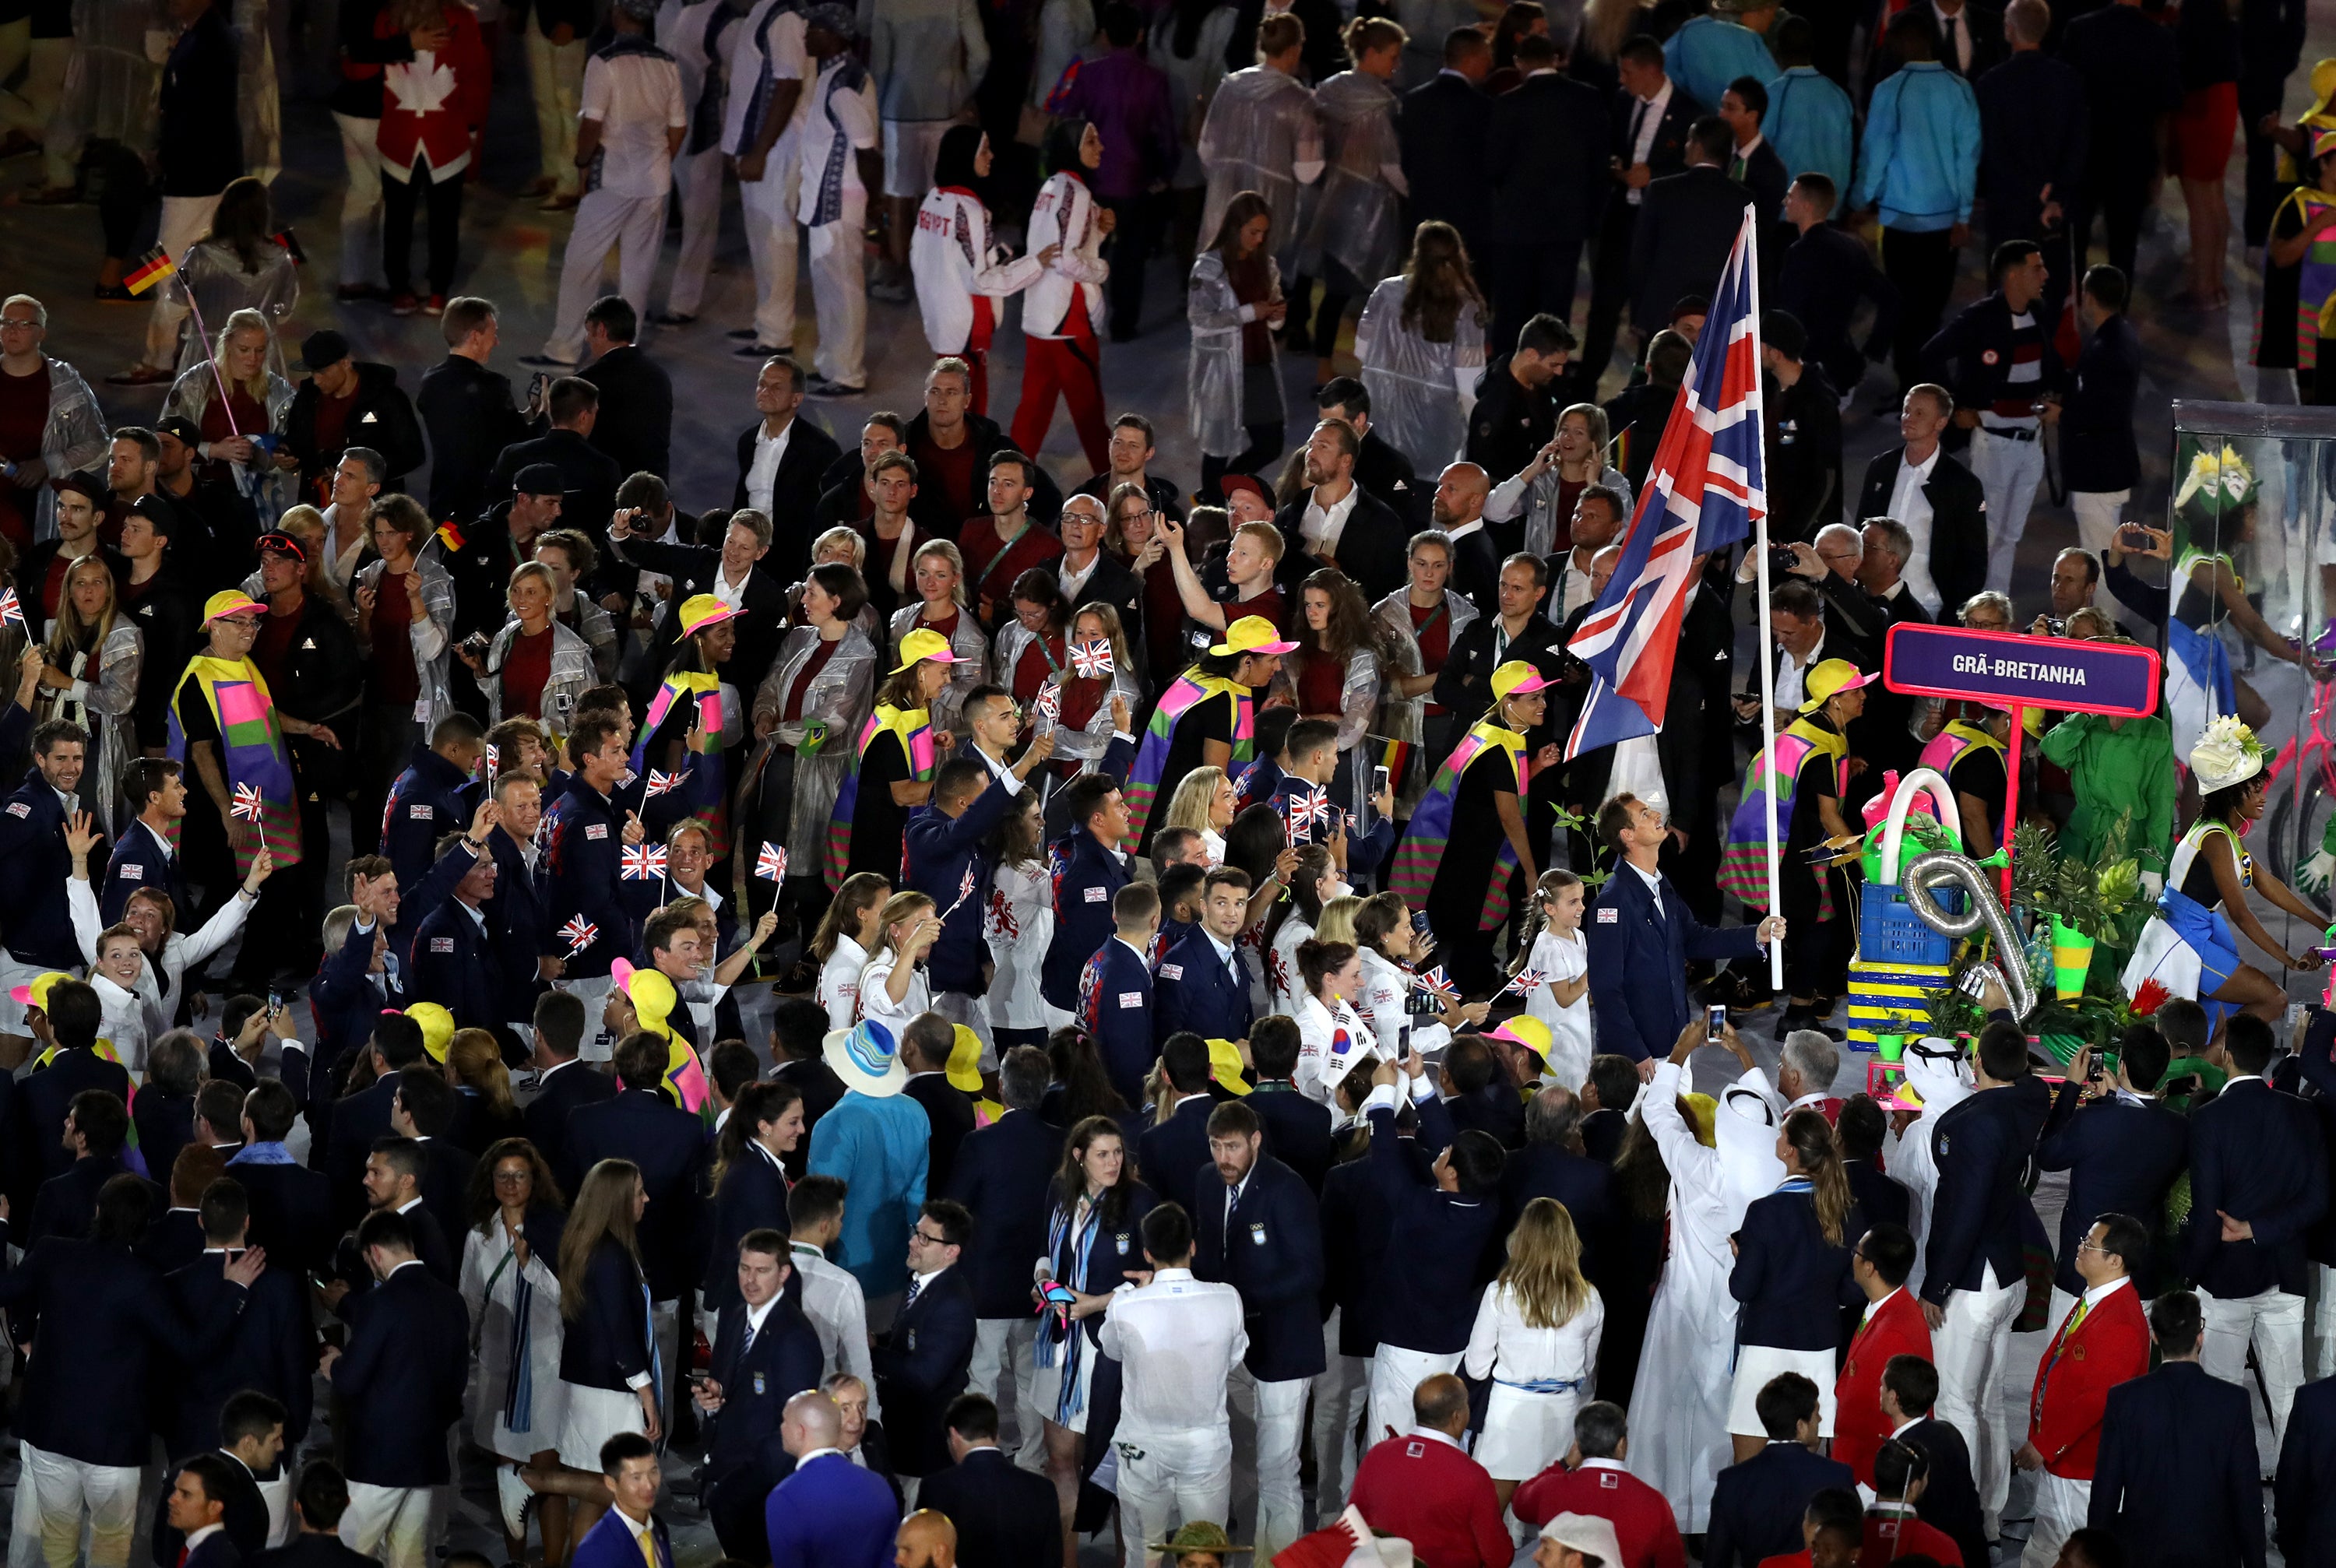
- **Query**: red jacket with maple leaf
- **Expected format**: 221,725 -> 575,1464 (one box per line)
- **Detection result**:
374,5 -> 490,178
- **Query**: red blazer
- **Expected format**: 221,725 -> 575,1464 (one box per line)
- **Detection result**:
2026,1280 -> 2150,1478
372,5 -> 490,175
1834,1288 -> 1933,1486
1861,1510 -> 1963,1565
1511,1461 -> 1687,1568
1349,1430 -> 1512,1568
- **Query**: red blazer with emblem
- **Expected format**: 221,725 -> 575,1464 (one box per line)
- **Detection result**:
1860,1510 -> 1964,1565
2026,1279 -> 2150,1478
1834,1287 -> 1932,1486
1511,1459 -> 1687,1568
1348,1429 -> 1513,1568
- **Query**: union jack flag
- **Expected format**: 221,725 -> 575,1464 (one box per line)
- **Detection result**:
1415,965 -> 1459,1005
1564,206 -> 1766,761
1069,639 -> 1113,679
755,841 -> 787,881
1499,968 -> 1549,998
941,862 -> 978,916
230,782 -> 264,822
558,915 -> 598,955
483,743 -> 499,779
620,843 -> 668,881
1281,784 -> 1329,843
0,589 -> 23,629
1034,684 -> 1061,725
644,769 -> 682,800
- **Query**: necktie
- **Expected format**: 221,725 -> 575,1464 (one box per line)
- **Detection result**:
904,1275 -> 924,1310
1628,97 -> 1649,156
636,1525 -> 657,1568
739,1315 -> 757,1363
1944,14 -> 1963,68
1730,155 -> 1745,181
2032,1296 -> 2089,1423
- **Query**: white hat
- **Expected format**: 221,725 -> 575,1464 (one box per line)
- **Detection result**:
821,1018 -> 908,1097
1715,1081 -> 1785,1215
1540,1513 -> 1626,1565
2190,714 -> 2267,796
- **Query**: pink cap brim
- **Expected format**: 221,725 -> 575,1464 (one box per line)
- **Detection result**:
924,649 -> 969,664
8,984 -> 30,1004
1499,673 -> 1552,696
1486,1022 -> 1540,1048
684,605 -> 743,635
1247,638 -> 1299,656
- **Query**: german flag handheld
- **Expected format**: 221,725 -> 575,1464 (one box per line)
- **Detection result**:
270,227 -> 306,265
123,247 -> 176,296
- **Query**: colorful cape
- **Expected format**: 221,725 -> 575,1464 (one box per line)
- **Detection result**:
1918,719 -> 2006,782
1719,716 -> 1845,913
825,703 -> 935,886
634,670 -> 730,855
1123,670 -> 1254,848
167,656 -> 303,877
2270,186 -> 2336,371
1389,720 -> 1527,926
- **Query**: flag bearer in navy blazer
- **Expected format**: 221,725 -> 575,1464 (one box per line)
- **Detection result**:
1155,866 -> 1258,1047
322,1207 -> 470,1568
1192,1099 -> 1324,1564
695,1229 -> 826,1561
2088,1289 -> 2267,1568
1360,1051 -> 1507,1452
1080,882 -> 1160,1106
1040,756 -> 1138,1018
872,1198 -> 980,1480
2182,1013 -> 2327,1461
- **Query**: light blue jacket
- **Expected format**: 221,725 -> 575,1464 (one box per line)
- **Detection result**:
806,1088 -> 931,1299
1663,16 -> 1777,115
1765,66 -> 1855,209
1851,61 -> 1979,232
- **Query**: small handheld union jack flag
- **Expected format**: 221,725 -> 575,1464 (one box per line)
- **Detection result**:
645,769 -> 682,800
941,862 -> 979,918
1033,684 -> 1061,724
559,915 -> 599,955
1281,784 -> 1329,843
230,782 -> 264,822
755,842 -> 787,881
620,843 -> 668,881
0,589 -> 23,629
1415,965 -> 1460,1005
483,742 -> 499,781
1069,639 -> 1113,679
1496,968 -> 1549,1000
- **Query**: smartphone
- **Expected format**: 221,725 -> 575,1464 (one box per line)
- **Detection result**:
1372,765 -> 1391,798
1705,1003 -> 1726,1043
1411,910 -> 1433,936
267,987 -> 283,1017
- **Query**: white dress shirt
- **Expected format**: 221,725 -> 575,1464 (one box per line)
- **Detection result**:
1300,482 -> 1361,556
1626,80 -> 1673,204
1887,444 -> 1944,613
1096,1267 -> 1248,1441
788,1240 -> 882,1419
746,419 -> 795,515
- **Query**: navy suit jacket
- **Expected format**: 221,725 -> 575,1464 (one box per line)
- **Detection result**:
230,1158 -> 335,1277
1248,1081 -> 1335,1194
1366,1095 -> 1500,1355
1844,1157 -> 1911,1235
561,1237 -> 656,1390
1154,930 -> 1253,1046
6,1046 -> 131,1212
904,775 -> 1018,995
572,1504 -> 674,1568
333,1260 -> 469,1488
1729,1188 -> 1865,1351
150,1449 -> 269,1568
872,1265 -> 978,1477
180,1531 -> 247,1568
102,818 -> 190,925
322,1076 -> 399,1229
904,1074 -> 976,1195
1897,1415 -> 1988,1568
2183,1076 -> 2327,1299
765,1451 -> 898,1568
2036,1081 -> 2189,1295
306,914 -> 406,1089
1194,1155 -> 1327,1382
1080,937 -> 1156,1107
2277,1376 -> 2336,1566
1705,1442 -> 1857,1568
380,747 -> 477,955
564,1088 -> 709,1300
1320,1142 -> 1391,1355
1444,1084 -> 1525,1148
166,1250 -> 315,1451
945,1108 -> 1063,1319
408,893 -> 505,1038
135,1090 -> 196,1196
2090,1362 -> 2267,1568
1042,821 -> 1135,1011
703,1296 -> 824,1483
522,1057 -> 617,1176
1583,867 -> 1761,1060
914,1447 -> 1061,1568
1137,1092 -> 1217,1218
1504,1142 -> 1614,1275
703,1145 -> 792,1311
1921,1076 -> 2050,1303
252,1534 -> 378,1568
0,766 -> 82,969
482,829 -> 552,1025
27,1154 -> 129,1247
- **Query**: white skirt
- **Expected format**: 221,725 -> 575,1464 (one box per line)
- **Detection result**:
556,1382 -> 647,1471
1725,1344 -> 1840,1437
1475,1383 -> 1587,1482
1030,1331 -> 1096,1435
477,1367 -> 570,1463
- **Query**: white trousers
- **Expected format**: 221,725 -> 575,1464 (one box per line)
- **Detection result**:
2310,1263 -> 2336,1383
544,188 -> 668,361
557,972 -> 618,1060
740,171 -> 798,349
527,30 -> 586,191
1113,1426 -> 1232,1568
2068,489 -> 2130,557
142,193 -> 221,370
2199,1284 -> 2305,1457
1931,1271 -> 2023,1531
0,35 -> 69,146
340,1482 -> 431,1568
257,1471 -> 293,1548
2021,1471 -> 2091,1568
11,1441 -> 141,1568
805,218 -> 865,386
969,1315 -> 1043,1467
667,146 -> 726,317
1228,1364 -> 1306,1562
332,111 -> 385,288
1310,1313 -> 1368,1519
1367,1344 -> 1461,1457
1972,426 -> 2049,593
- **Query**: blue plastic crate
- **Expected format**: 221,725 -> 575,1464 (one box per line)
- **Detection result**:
1859,881 -> 1958,969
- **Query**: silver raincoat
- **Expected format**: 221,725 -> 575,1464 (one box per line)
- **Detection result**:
170,239 -> 300,379
1486,462 -> 1635,560
354,551 -> 458,730
1030,663 -> 1145,765
1300,70 -> 1405,287
1370,586 -> 1472,811
44,618 -> 141,835
1148,9 -> 1237,188
1186,248 -> 1286,461
1269,642 -> 1381,828
1197,65 -> 1321,269
483,617 -> 597,730
25,355 -> 108,540
48,0 -> 167,164
1354,276 -> 1486,470
888,602 -> 990,737
749,624 -> 878,871
162,361 -> 295,524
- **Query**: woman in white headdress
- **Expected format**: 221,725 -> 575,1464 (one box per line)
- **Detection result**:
2123,715 -> 2324,1024
1624,1020 -> 1782,1534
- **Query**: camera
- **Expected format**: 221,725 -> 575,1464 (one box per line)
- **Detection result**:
1768,543 -> 1800,578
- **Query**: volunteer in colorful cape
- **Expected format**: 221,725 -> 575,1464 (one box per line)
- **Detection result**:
2162,448 -> 2300,754
460,561 -> 595,728
909,127 -> 1046,416
832,629 -> 961,885
2123,716 -> 2326,1024
1389,659 -> 1554,998
635,593 -> 742,856
1720,657 -> 1870,1036
885,540 -> 990,740
1124,613 -> 1291,857
748,562 -> 878,930
169,591 -> 315,902
2258,129 -> 2336,401
601,954 -> 716,1113
1919,698 -> 2011,854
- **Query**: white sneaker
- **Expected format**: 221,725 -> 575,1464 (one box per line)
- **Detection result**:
497,1462 -> 535,1541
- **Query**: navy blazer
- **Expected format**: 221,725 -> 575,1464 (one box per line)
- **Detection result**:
483,829 -> 553,1025
547,775 -> 640,981
380,747 -> 477,952
1366,1095 -> 1500,1355
2036,1081 -> 2189,1295
334,1201 -> 455,1296
1154,930 -> 1253,1047
765,1451 -> 899,1568
1137,1092 -> 1217,1218
1729,1187 -> 1865,1352
703,1144 -> 792,1311
1894,1415 -> 1988,1568
904,1074 -> 976,1196
1193,1155 -> 1327,1383
905,775 -> 1019,995
2089,1362 -> 2267,1568
1583,867 -> 1761,1060
572,1503 -> 674,1568
181,1529 -> 247,1568
871,1264 -> 978,1477
1504,1142 -> 1614,1278
913,1447 -> 1062,1568
2277,1376 -> 2336,1566
1247,1081 -> 1335,1195
101,817 -> 189,925
142,1206 -> 208,1274
5,1046 -> 131,1212
1320,1144 -> 1390,1355
561,1236 -> 656,1391
251,1533 -> 378,1568
333,1260 -> 466,1488
1080,937 -> 1156,1109
2183,1076 -> 2327,1299
1444,1083 -> 1526,1149
1705,1442 -> 1858,1568
522,1057 -> 617,1177
408,893 -> 505,1039
306,914 -> 406,1091
1043,825 -> 1135,1012
135,1089 -> 196,1194
230,1158 -> 336,1277
564,1088 -> 709,1300
1920,1076 -> 2051,1304
28,1154 -> 130,1247
702,1295 -> 825,1483
150,1447 -> 269,1567
0,766 -> 82,969
945,1109 -> 1064,1318
1843,1157 -> 1911,1236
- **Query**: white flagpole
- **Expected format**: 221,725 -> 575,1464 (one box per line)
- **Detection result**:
1743,206 -> 1784,993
